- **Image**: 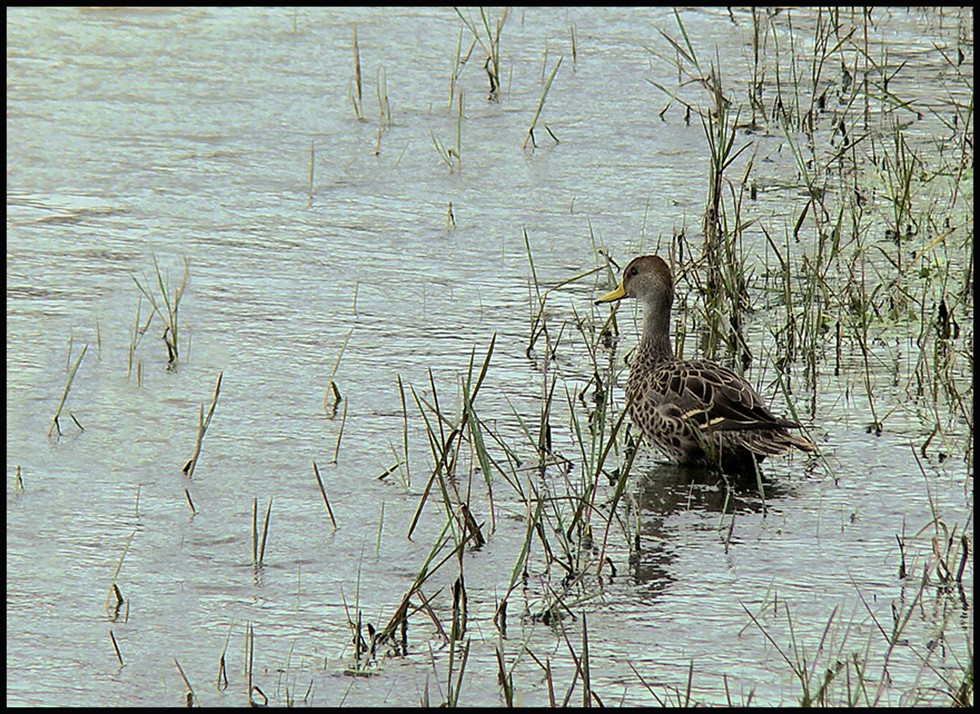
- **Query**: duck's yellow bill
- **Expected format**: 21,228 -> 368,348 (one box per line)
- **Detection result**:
595,281 -> 627,304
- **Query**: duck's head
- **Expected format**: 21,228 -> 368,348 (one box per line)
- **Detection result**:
594,255 -> 674,308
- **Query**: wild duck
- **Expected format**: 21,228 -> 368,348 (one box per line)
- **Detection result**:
595,255 -> 815,476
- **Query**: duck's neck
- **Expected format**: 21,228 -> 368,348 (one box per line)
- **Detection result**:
637,298 -> 674,365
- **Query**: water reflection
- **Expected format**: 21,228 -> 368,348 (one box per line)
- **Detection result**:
628,458 -> 795,596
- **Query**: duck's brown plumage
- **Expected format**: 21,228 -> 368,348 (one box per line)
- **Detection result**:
596,255 -> 815,476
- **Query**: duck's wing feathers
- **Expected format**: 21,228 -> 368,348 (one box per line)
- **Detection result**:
653,359 -> 801,433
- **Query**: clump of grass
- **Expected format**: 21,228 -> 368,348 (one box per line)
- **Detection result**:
454,7 -> 508,102
404,338 -> 495,546
376,517 -> 471,655
132,255 -> 189,371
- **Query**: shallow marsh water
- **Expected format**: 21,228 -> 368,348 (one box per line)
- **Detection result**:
6,7 -> 973,706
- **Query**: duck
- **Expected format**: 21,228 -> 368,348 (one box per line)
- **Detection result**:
595,255 -> 815,476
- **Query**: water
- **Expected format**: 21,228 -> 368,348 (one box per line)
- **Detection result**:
7,6 -> 973,706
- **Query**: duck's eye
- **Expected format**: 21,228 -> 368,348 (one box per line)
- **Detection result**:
628,267 -> 639,277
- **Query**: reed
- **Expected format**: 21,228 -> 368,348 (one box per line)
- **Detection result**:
105,529 -> 136,621
374,65 -> 392,155
47,343 -> 87,438
447,27 -> 476,112
182,371 -> 223,479
311,460 -> 338,530
252,497 -> 273,568
455,7 -> 508,101
323,329 -> 351,417
522,56 -> 562,150
431,90 -> 463,172
376,65 -> 392,128
444,636 -> 471,706
174,658 -> 196,706
132,254 -> 189,371
375,500 -> 385,559
244,623 -> 255,700
216,626 -> 232,690
183,489 -> 196,516
126,296 -> 152,382
350,26 -> 364,121
404,336 -> 497,546
109,630 -> 123,667
307,140 -> 315,197
570,23 -> 578,71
